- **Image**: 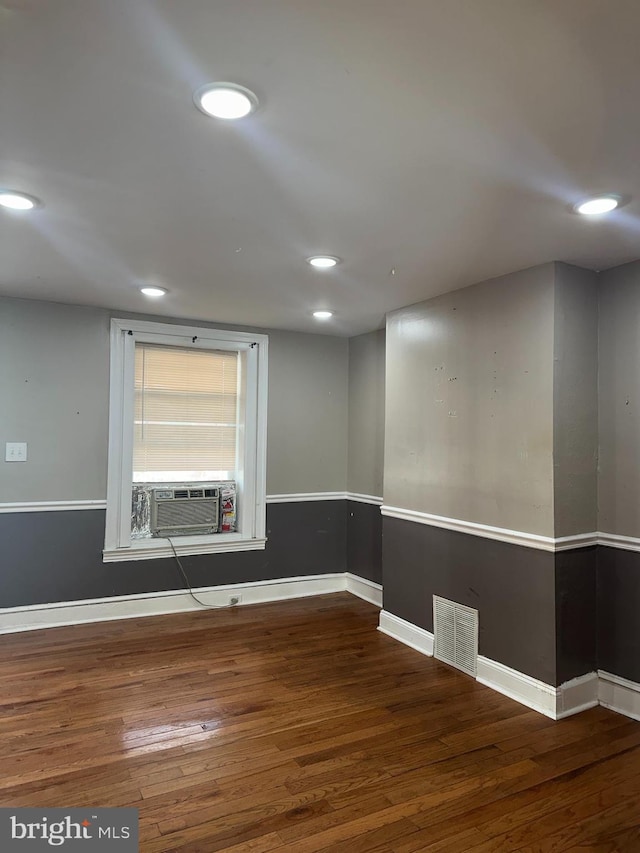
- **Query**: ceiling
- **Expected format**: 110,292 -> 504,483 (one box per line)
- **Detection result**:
1,0 -> 640,337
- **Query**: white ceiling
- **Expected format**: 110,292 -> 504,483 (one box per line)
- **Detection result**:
1,0 -> 640,336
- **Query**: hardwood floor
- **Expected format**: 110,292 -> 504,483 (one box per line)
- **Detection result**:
2,593 -> 640,852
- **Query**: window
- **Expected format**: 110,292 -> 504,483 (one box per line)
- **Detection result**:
133,344 -> 239,483
104,319 -> 268,562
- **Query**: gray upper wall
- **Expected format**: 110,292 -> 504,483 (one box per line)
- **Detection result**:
0,296 -> 348,502
553,263 -> 598,538
4,255 -> 640,535
347,329 -> 385,498
0,298 -> 110,503
598,260 -> 640,537
266,328 -> 348,496
384,264 -> 556,536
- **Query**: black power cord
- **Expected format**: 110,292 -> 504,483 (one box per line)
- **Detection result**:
167,535 -> 294,610
166,536 -> 229,609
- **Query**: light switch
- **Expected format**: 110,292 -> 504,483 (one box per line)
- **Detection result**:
5,442 -> 27,462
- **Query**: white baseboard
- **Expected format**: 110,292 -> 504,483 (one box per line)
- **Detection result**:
0,574 -> 347,634
477,656 -> 559,718
379,611 -> 602,720
346,573 -> 382,607
478,659 -> 599,720
556,672 -> 600,719
0,572 -> 384,635
598,670 -> 640,721
377,610 -> 434,656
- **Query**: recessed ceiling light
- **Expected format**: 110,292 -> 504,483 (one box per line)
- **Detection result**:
313,310 -> 333,320
0,190 -> 41,211
140,286 -> 168,298
574,195 -> 621,215
307,256 -> 340,269
193,83 -> 258,119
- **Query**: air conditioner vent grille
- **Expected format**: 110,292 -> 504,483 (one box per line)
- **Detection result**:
156,499 -> 218,529
150,484 -> 220,536
433,596 -> 478,677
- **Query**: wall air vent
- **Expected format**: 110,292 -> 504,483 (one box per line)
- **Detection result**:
433,596 -> 479,677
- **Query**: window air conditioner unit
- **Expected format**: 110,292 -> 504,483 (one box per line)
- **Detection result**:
150,485 -> 220,537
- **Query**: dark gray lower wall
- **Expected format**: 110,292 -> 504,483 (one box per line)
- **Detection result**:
0,501 -> 347,609
597,546 -> 640,683
382,517 -> 558,684
382,517 -> 639,688
555,548 -> 597,683
7,499 -> 637,691
347,500 -> 382,584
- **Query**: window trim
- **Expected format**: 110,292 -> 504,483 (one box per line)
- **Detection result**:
104,319 -> 268,562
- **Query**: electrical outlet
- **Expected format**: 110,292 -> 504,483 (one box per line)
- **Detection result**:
228,594 -> 242,606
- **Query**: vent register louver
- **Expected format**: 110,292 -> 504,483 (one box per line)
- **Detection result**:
433,596 -> 479,677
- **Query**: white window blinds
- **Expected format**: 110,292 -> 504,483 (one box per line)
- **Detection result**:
133,343 -> 239,482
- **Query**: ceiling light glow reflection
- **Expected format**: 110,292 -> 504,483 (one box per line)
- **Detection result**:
574,196 -> 620,215
194,83 -> 258,119
307,256 -> 340,269
140,286 -> 168,297
0,191 -> 40,210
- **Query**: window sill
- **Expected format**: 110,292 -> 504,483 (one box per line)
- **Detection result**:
103,534 -> 267,563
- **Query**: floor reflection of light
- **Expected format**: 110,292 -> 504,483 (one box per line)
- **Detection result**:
118,717 -> 225,756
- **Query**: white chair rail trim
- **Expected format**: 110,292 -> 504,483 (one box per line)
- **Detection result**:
381,505 -> 600,553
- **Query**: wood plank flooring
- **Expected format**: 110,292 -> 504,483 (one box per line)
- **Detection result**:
1,593 -> 640,852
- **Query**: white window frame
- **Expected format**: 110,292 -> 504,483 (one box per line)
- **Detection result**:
103,319 -> 268,562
